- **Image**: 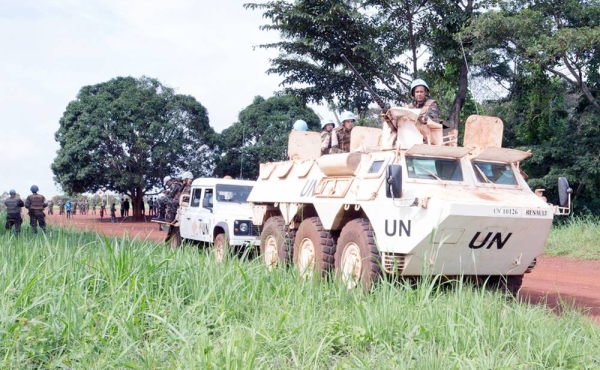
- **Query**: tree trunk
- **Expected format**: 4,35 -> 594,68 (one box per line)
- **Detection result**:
448,62 -> 469,131
129,187 -> 145,221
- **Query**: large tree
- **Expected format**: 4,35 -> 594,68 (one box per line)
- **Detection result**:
52,76 -> 217,219
245,0 -> 489,128
215,94 -> 320,180
462,0 -> 600,213
462,0 -> 600,112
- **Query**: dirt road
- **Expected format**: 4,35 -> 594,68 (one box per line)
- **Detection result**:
46,211 -> 600,324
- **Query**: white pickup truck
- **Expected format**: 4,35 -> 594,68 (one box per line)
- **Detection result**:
155,177 -> 260,260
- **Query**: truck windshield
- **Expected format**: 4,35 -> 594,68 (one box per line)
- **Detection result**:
406,157 -> 463,181
215,184 -> 253,203
472,161 -> 517,185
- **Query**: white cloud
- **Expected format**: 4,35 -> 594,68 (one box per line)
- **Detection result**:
0,0 -> 328,197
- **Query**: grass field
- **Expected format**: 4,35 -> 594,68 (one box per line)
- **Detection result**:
1,223 -> 599,369
546,215 -> 600,260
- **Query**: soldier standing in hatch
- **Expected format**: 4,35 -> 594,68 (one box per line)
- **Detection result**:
407,79 -> 441,126
25,185 -> 47,234
333,111 -> 356,153
4,189 -> 25,235
320,118 -> 338,155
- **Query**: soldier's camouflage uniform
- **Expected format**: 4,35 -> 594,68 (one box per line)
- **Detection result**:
5,196 -> 25,234
333,126 -> 353,153
165,180 -> 183,223
25,193 -> 47,234
408,98 -> 440,125
320,129 -> 339,155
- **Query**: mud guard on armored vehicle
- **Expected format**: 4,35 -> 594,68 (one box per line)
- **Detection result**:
248,111 -> 572,292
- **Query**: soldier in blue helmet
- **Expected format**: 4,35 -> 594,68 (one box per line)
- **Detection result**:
25,185 -> 47,233
333,111 -> 356,153
408,79 -> 442,126
4,189 -> 25,235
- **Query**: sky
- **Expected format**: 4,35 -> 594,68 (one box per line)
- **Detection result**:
0,0 -> 324,197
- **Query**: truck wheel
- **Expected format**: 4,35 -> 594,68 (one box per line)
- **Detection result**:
293,217 -> 335,278
213,233 -> 228,263
334,218 -> 381,291
166,226 -> 182,249
260,216 -> 292,270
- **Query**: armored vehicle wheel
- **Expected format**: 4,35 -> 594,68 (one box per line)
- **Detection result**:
293,217 -> 335,279
166,226 -> 182,249
334,219 -> 381,291
213,233 -> 228,263
487,274 -> 524,296
260,216 -> 292,270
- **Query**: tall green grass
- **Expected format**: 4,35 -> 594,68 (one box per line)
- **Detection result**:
546,215 -> 600,260
0,226 -> 599,368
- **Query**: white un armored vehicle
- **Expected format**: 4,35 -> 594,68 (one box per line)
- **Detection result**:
247,108 -> 571,292
156,177 -> 260,260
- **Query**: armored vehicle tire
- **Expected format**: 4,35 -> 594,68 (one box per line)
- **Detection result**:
293,217 -> 335,279
334,218 -> 381,291
213,233 -> 228,264
166,226 -> 182,249
260,216 -> 292,270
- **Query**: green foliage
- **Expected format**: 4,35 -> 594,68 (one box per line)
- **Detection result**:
52,76 -> 217,217
215,95 -> 320,180
462,0 -> 600,111
0,227 -> 599,367
245,0 -> 493,128
245,0 -> 391,112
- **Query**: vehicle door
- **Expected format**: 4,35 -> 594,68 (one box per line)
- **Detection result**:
179,187 -> 206,240
195,187 -> 214,241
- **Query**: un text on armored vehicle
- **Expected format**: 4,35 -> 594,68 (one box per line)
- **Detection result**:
155,177 -> 260,260
248,108 -> 571,292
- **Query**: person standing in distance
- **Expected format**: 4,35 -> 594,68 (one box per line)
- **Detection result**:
333,111 -> 356,153
25,185 -> 47,234
4,189 -> 25,235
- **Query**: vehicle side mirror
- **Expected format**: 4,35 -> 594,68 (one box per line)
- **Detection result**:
386,165 -> 402,198
553,177 -> 572,216
558,177 -> 572,207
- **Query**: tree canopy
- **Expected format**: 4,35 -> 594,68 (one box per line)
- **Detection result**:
244,0 -> 492,128
52,76 -> 217,218
215,94 -> 320,180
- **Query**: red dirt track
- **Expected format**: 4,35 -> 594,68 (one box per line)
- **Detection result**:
46,211 -> 600,324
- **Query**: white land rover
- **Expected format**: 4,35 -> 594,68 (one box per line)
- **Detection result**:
158,177 -> 260,259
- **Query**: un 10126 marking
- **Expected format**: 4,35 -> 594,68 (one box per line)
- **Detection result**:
492,207 -> 520,216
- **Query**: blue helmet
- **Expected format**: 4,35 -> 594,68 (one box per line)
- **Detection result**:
339,111 -> 357,122
410,79 -> 429,95
293,119 -> 308,131
9,189 -> 16,195
30,185 -> 39,193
